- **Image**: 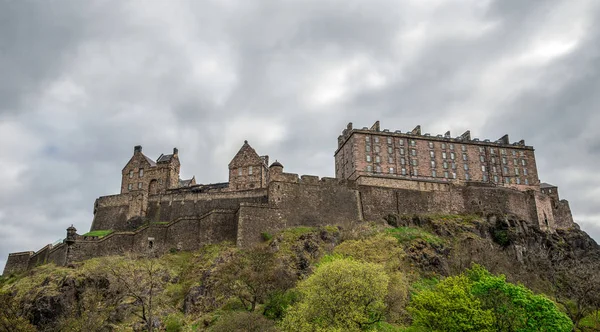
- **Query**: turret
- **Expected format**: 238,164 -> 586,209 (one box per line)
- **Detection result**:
269,160 -> 284,174
65,225 -> 77,245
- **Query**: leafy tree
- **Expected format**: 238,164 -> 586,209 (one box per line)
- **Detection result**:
209,311 -> 280,332
281,257 -> 389,332
213,246 -> 294,311
408,274 -> 494,332
408,265 -> 573,332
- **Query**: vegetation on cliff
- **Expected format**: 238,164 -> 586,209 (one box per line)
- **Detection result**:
1,214 -> 600,331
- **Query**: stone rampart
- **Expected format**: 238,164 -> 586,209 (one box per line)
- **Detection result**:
3,251 -> 33,275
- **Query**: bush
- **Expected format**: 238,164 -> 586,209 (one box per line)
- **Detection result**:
164,313 -> 184,332
209,311 -> 279,332
263,290 -> 300,320
261,232 -> 273,241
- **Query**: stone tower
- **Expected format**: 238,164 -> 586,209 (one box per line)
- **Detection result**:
228,141 -> 268,191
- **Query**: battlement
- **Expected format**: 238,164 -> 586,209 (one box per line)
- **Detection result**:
338,121 -> 532,152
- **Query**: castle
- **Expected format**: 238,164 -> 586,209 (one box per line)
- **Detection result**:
2,121 -> 575,275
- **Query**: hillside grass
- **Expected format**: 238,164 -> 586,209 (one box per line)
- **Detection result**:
385,226 -> 444,245
81,230 -> 113,238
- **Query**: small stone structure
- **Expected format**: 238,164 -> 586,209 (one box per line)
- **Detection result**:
2,121 -> 575,275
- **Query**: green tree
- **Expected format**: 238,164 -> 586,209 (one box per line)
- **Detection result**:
408,265 -> 573,332
408,274 -> 494,332
281,257 -> 389,332
213,246 -> 294,311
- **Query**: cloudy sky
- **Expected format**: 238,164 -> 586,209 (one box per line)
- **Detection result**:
1,0 -> 599,271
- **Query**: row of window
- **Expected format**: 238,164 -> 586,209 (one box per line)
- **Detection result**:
364,135 -> 528,157
127,182 -> 144,190
129,168 -> 144,178
237,166 -> 254,176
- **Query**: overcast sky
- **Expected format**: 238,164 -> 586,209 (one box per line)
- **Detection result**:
1,0 -> 599,272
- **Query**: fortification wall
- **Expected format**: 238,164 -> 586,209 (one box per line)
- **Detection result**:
554,200 -> 574,229
47,243 -> 67,267
357,176 -> 452,192
237,204 -> 284,247
462,186 -> 537,221
90,194 -> 130,231
27,244 -> 52,270
3,251 -> 33,275
533,192 -> 556,230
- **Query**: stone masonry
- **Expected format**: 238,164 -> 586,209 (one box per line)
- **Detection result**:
2,121 -> 575,275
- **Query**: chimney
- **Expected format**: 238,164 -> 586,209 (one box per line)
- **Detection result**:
134,145 -> 142,154
173,147 -> 178,155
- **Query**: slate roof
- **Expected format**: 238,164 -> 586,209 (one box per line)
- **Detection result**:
540,182 -> 557,188
157,154 -> 174,163
143,155 -> 157,167
179,178 -> 194,187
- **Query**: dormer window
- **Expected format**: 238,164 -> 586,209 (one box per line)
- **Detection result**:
139,168 -> 144,177
249,166 -> 253,175
129,170 -> 134,178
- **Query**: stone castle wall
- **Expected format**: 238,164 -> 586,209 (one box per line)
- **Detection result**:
3,172 -> 575,275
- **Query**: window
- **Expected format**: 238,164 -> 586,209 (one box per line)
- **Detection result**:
401,168 -> 407,175
465,173 -> 470,180
388,147 -> 393,154
387,137 -> 392,144
481,165 -> 486,172
513,158 -> 517,165
443,161 -> 448,169
139,168 -> 144,177
411,149 -> 416,156
413,169 -> 419,176
430,151 -> 435,158
412,159 -> 418,166
520,151 -> 524,157
399,139 -> 404,146
444,171 -> 449,178
494,175 -> 499,183
515,168 -> 519,175
502,157 -> 507,164
521,160 -> 526,166
388,167 -> 395,174
375,156 -> 380,163
431,160 -> 436,168
505,178 -> 511,184
400,148 -> 405,155
480,156 -> 485,162
249,166 -> 253,175
442,152 -> 447,159
450,144 -> 455,150
238,168 -> 243,176
366,155 -> 371,162
138,182 -> 143,189
442,143 -> 446,149
374,137 -> 379,143
493,166 -> 497,173
401,158 -> 406,165
464,164 -> 469,170
428,142 -> 434,148
389,157 -> 394,163
479,147 -> 484,153
432,170 -> 437,177
451,152 -> 456,160
128,183 -> 133,190
376,165 -> 381,173
512,150 -> 516,156
461,145 -> 466,152
516,178 -> 521,184
523,168 -> 528,175
411,140 -> 416,147
129,170 -> 134,178
490,148 -> 496,154
491,157 -> 496,163
367,165 -> 373,172
548,189 -> 552,193
452,172 -> 456,179
501,149 -> 506,155
452,162 -> 457,170
375,146 -> 380,153
365,135 -> 370,142
366,145 -> 371,152
525,178 -> 529,185
483,174 -> 488,182
503,166 -> 509,174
